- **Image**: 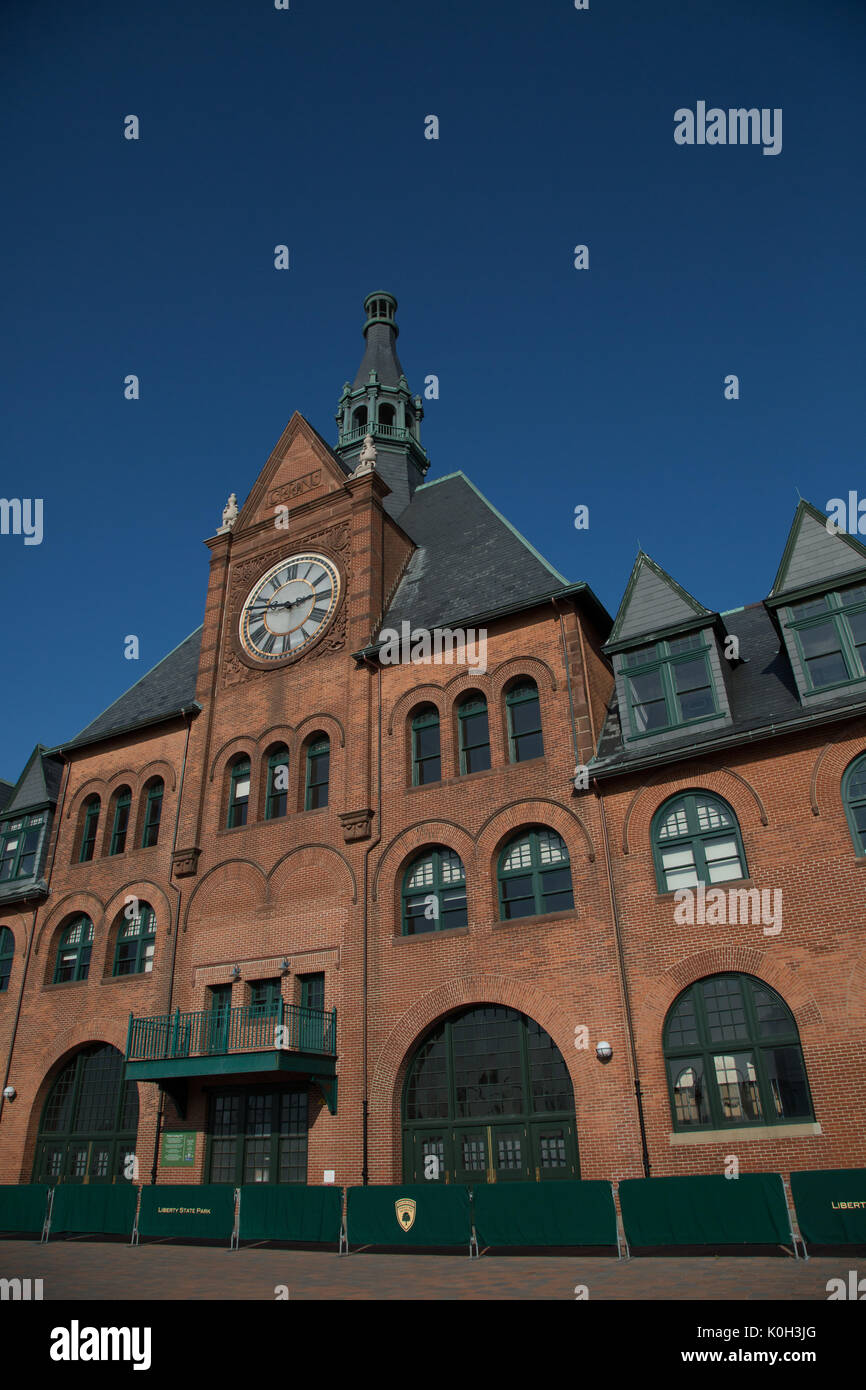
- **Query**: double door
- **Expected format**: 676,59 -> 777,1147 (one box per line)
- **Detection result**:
34,1137 -> 136,1185
406,1119 -> 578,1184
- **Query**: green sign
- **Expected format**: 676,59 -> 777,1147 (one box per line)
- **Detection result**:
161,1131 -> 196,1167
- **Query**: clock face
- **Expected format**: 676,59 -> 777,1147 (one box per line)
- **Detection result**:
239,553 -> 341,661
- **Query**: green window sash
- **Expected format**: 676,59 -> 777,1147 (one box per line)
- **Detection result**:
305,740 -> 329,809
506,683 -> 544,763
228,761 -> 251,828
141,783 -> 163,848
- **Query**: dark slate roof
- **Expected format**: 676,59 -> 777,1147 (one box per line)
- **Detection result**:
381,472 -> 573,632
0,781 -> 14,813
65,627 -> 203,751
351,322 -> 406,390
593,601 -> 866,775
2,746 -> 64,816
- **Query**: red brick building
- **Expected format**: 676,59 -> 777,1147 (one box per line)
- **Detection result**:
1,294 -> 864,1193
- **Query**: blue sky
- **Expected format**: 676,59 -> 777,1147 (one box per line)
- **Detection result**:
1,0 -> 864,779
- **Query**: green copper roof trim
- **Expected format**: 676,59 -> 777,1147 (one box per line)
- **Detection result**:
415,472 -> 569,586
608,550 -> 712,647
769,499 -> 866,599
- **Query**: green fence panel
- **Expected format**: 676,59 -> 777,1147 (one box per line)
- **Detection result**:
347,1183 -> 471,1247
137,1185 -> 235,1241
473,1181 -> 617,1248
50,1184 -> 138,1237
0,1184 -> 49,1234
619,1173 -> 791,1247
238,1185 -> 343,1244
790,1169 -> 866,1245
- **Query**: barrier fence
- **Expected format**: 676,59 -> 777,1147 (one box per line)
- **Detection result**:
1,1169 -> 862,1255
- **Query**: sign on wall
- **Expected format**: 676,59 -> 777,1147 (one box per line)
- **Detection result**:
161,1132 -> 196,1167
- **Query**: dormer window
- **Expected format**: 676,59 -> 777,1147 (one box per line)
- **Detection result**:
785,583 -> 866,691
623,633 -> 716,736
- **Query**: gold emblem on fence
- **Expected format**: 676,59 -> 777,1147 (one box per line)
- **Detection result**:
395,1198 -> 416,1231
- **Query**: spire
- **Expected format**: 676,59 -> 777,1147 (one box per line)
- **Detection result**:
334,291 -> 430,519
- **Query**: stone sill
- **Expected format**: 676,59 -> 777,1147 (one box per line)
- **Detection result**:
405,755 -> 545,794
656,878 -> 754,904
215,805 -> 328,837
669,1121 -> 822,1145
392,926 -> 470,944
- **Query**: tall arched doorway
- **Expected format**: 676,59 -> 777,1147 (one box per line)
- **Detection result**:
401,1005 -> 578,1183
32,1044 -> 138,1185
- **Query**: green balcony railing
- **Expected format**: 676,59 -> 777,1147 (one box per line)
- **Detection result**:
126,1002 -> 337,1064
339,421 -> 411,447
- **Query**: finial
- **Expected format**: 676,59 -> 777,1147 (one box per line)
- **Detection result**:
217,492 -> 239,534
353,434 -> 377,476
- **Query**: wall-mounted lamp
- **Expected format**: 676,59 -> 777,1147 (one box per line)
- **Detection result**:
280,959 -> 290,975
2,1086 -> 16,1101
596,1041 -> 613,1063
230,964 -> 241,980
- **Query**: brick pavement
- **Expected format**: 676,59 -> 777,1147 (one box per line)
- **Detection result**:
0,1239 -> 852,1300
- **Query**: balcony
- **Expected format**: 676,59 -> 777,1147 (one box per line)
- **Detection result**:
124,1003 -> 338,1114
339,420 -> 411,447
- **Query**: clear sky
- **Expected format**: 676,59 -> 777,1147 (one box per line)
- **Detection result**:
1,0 -> 864,780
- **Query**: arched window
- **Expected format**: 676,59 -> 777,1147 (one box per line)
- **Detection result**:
227,756 -> 251,828
401,1006 -> 579,1183
457,694 -> 490,774
79,795 -> 100,863
305,737 -> 330,810
54,916 -> 95,984
352,405 -> 368,430
652,792 -> 747,892
108,786 -> 132,856
664,975 -> 813,1131
141,778 -> 164,848
112,903 -> 156,976
506,680 -> 544,762
842,753 -> 866,855
33,1043 -> 138,1184
402,848 -> 467,935
265,746 -> 290,820
0,927 -> 13,992
379,403 -> 395,428
411,705 -> 441,785
498,829 -> 573,920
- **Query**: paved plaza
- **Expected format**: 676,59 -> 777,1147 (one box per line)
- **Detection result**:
0,1238 -> 853,1300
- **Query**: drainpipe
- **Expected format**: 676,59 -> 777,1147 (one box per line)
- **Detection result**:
0,757 -> 71,1134
149,706 -> 195,1185
593,776 -> 651,1179
359,657 -> 382,1185
554,602 -> 580,776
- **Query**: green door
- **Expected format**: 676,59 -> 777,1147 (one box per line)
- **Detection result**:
406,1129 -> 452,1183
208,984 -> 232,1054
531,1120 -> 579,1180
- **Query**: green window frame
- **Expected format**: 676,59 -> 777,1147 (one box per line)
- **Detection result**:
79,797 -> 100,863
249,978 -> 282,1019
506,681 -> 544,762
33,1043 -> 138,1186
498,828 -> 573,920
664,974 -> 814,1132
227,758 -> 251,828
0,927 -> 13,992
265,747 -> 289,820
842,752 -> 866,855
652,792 -> 747,892
112,904 -> 156,977
785,583 -> 866,693
402,848 -> 468,935
108,787 -> 132,856
53,916 -> 95,984
207,1087 -> 309,1185
0,812 -> 45,882
299,972 -> 325,1013
458,695 -> 491,774
622,633 -> 717,738
141,780 -> 163,848
305,738 -> 330,810
411,706 -> 441,785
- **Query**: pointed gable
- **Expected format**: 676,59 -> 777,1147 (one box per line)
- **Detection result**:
234,413 -> 353,535
609,552 -> 712,646
4,746 -> 58,815
769,500 -> 866,598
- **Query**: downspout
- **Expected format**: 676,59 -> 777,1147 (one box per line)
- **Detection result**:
149,706 -> 195,1184
0,757 -> 71,1133
359,656 -> 382,1185
555,601 -> 580,775
594,776 -> 651,1178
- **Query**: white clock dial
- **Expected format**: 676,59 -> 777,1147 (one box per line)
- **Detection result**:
239,553 -> 340,660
